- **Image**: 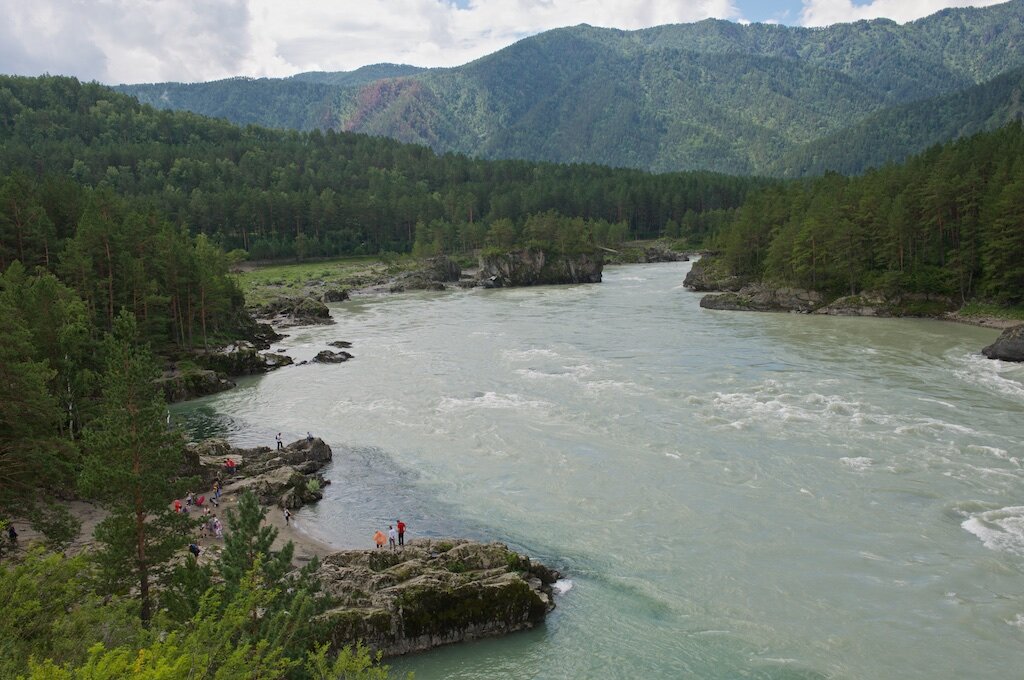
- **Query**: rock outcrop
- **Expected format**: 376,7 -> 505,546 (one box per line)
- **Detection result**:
815,292 -> 956,317
187,437 -> 332,509
194,341 -> 295,376
982,324 -> 1024,362
317,538 -> 559,657
682,256 -> 745,292
478,249 -> 602,288
251,295 -> 334,327
156,369 -> 235,403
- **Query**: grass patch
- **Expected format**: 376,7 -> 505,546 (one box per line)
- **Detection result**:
234,255 -> 420,305
958,302 -> 1024,321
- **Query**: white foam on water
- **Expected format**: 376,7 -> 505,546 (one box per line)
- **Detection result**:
894,418 -> 977,436
664,452 -> 681,460
436,392 -> 554,413
962,505 -> 1024,557
553,579 -> 574,595
966,444 -> 1015,463
952,352 -> 1024,399
840,456 -> 874,472
501,348 -> 559,361
709,383 -> 875,433
1006,614 -> 1024,630
917,396 -> 956,409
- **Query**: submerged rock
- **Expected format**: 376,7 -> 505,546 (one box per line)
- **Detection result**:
318,538 -> 559,657
982,324 -> 1024,362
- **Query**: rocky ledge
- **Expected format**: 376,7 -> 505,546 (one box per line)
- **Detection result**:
318,538 -> 559,657
982,324 -> 1024,362
184,436 -> 332,509
478,248 -> 602,288
251,295 -> 335,327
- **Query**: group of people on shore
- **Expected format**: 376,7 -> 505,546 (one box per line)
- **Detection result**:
373,520 -> 406,550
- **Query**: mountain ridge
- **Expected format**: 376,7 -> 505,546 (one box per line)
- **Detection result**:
114,0 -> 1024,175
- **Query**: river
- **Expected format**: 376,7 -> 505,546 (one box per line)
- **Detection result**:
174,261 -> 1024,679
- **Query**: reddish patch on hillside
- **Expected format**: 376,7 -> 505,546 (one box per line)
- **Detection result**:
343,79 -> 442,147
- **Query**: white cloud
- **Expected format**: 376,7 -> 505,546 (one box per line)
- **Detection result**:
0,0 -> 742,84
799,0 -> 1007,27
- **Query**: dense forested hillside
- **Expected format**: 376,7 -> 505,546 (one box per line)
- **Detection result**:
715,122 -> 1024,305
772,66 -> 1024,177
1,75 -> 764,264
117,1 -> 1024,175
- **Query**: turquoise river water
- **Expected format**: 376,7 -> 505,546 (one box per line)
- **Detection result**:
175,261 -> 1024,679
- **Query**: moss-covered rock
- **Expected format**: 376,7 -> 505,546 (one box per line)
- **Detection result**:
317,538 -> 560,657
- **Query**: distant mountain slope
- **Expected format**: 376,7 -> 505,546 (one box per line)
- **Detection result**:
114,0 -> 1024,175
771,66 -> 1024,176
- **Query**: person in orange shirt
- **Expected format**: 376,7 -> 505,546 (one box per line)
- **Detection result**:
373,529 -> 386,549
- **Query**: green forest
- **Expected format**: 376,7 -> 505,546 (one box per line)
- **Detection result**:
714,123 -> 1024,305
1,75 -> 762,264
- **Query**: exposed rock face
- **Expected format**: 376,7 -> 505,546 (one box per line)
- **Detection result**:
682,256 -> 745,292
156,369 -> 235,403
194,341 -> 294,376
314,349 -> 353,363
478,249 -> 602,288
982,324 -> 1024,362
700,285 -> 824,313
318,539 -> 559,657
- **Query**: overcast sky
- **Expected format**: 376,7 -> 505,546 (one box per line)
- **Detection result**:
0,0 -> 1008,85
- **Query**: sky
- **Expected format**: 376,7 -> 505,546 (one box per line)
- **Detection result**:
0,0 -> 1010,85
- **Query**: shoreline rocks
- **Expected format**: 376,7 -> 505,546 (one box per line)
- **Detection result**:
982,324 -> 1024,362
318,538 -> 559,657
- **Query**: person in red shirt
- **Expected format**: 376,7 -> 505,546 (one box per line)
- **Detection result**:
396,519 -> 406,546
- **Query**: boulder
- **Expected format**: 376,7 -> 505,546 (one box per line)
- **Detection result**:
321,287 -> 350,303
982,324 -> 1024,362
478,248 -> 602,288
314,349 -> 353,363
317,539 -> 559,656
328,340 -> 353,348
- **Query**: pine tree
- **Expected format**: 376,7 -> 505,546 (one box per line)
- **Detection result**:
79,310 -> 195,626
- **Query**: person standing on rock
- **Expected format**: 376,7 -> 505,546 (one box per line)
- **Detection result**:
373,529 -> 386,549
276,433 -> 283,450
388,524 -> 397,550
396,519 -> 406,546
284,507 -> 291,525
